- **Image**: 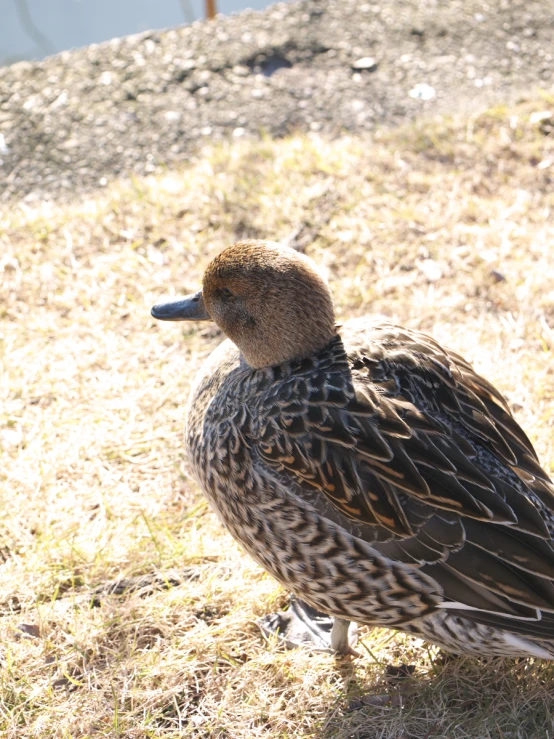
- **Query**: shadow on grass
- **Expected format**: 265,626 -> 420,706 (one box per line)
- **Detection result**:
318,652 -> 554,739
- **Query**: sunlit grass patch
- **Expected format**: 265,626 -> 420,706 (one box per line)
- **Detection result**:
0,96 -> 553,737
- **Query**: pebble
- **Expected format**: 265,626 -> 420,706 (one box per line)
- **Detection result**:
409,83 -> 436,100
16,623 -> 41,638
352,56 -> 378,71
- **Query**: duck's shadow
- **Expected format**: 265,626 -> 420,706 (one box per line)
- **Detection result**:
307,646 -> 554,738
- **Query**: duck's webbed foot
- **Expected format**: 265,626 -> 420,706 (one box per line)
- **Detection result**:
258,596 -> 359,656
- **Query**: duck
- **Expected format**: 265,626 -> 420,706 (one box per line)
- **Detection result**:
152,239 -> 554,659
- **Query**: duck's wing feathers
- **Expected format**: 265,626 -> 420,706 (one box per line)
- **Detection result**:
255,325 -> 554,621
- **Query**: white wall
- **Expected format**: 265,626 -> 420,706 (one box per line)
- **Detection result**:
0,0 -> 280,66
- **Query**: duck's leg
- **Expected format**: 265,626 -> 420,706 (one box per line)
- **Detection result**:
330,617 -> 360,656
258,596 -> 359,655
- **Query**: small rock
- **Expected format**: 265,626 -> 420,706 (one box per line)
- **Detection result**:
178,58 -> 196,72
352,56 -> 378,71
22,95 -> 41,111
530,110 -> 552,124
409,83 -> 436,100
474,77 -> 492,87
16,623 -> 41,638
489,269 -> 506,283
530,110 -> 553,135
50,91 -> 68,110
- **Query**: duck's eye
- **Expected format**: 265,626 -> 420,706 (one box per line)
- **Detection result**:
221,287 -> 233,299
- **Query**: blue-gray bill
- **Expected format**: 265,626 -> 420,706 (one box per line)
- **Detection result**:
151,290 -> 210,321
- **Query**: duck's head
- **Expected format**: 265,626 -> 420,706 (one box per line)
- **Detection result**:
151,240 -> 337,369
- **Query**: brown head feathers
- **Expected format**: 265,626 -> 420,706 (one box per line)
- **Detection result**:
202,240 -> 337,369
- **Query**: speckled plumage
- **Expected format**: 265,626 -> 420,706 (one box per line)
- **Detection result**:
155,241 -> 554,659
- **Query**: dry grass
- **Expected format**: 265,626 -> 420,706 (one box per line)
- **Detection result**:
1,95 -> 554,738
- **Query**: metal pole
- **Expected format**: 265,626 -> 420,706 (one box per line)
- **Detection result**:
206,0 -> 217,19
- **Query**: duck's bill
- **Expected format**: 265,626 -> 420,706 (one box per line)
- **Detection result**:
151,290 -> 211,321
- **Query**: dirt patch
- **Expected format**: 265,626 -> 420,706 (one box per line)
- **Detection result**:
0,0 -> 553,202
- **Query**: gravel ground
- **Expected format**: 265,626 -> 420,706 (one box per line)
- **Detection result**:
0,0 -> 553,202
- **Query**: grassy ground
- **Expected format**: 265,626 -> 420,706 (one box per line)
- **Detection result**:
1,95 -> 554,738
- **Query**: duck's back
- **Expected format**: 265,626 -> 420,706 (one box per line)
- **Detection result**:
185,318 -> 554,657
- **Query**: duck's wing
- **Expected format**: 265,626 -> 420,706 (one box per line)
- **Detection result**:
255,325 -> 554,621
